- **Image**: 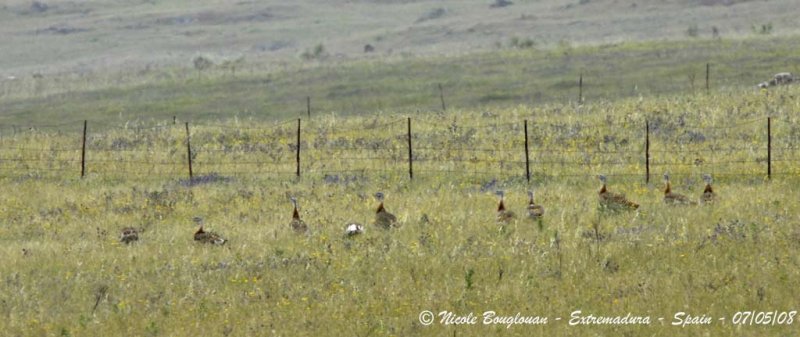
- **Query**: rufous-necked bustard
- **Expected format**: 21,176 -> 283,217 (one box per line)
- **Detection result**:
193,217 -> 227,245
663,172 -> 696,205
289,197 -> 308,233
496,190 -> 515,223
700,174 -> 715,204
598,175 -> 639,210
374,192 -> 398,229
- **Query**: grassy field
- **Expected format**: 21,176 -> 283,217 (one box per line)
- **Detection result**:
2,0 -> 799,76
2,36 -> 800,127
2,1 -> 800,335
1,86 -> 799,336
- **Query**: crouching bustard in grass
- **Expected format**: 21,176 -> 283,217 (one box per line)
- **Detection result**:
374,192 -> 398,229
193,217 -> 227,245
527,190 -> 544,219
344,223 -> 364,237
700,174 -> 715,204
663,172 -> 696,205
289,197 -> 308,234
119,227 -> 139,244
598,175 -> 639,210
496,190 -> 515,223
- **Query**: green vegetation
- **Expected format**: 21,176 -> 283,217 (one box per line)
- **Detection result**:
2,36 -> 800,126
1,86 -> 799,335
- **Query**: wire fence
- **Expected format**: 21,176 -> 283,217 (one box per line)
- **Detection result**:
0,114 -> 799,184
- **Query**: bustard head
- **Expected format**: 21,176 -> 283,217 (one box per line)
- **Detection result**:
598,175 -> 608,184
374,192 -> 385,202
703,174 -> 713,184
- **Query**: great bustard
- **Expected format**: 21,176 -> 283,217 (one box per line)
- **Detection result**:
700,174 -> 715,204
374,192 -> 398,229
119,227 -> 140,244
344,223 -> 365,237
663,172 -> 696,205
289,197 -> 308,233
496,190 -> 515,223
527,190 -> 545,218
598,175 -> 639,210
193,217 -> 227,245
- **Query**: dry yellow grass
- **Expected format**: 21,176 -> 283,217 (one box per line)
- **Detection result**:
1,87 -> 799,336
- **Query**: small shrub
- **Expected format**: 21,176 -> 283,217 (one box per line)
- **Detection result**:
752,23 -> 773,35
416,7 -> 446,23
686,24 -> 699,38
508,36 -> 535,49
192,55 -> 213,71
490,0 -> 513,8
300,43 -> 328,61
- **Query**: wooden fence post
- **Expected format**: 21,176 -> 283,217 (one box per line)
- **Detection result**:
705,63 -> 710,94
185,122 -> 193,180
296,118 -> 301,177
579,73 -> 583,104
407,117 -> 413,180
645,119 -> 650,184
306,96 -> 311,118
524,119 -> 530,183
438,83 -> 446,112
767,117 -> 772,179
81,120 -> 87,178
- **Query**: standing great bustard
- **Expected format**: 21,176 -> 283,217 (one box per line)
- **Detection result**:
700,174 -> 715,204
119,227 -> 139,244
193,217 -> 227,245
527,190 -> 544,218
597,175 -> 639,210
496,190 -> 515,223
663,172 -> 696,205
373,192 -> 398,229
289,197 -> 308,233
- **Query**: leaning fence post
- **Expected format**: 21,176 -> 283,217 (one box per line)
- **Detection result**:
185,122 -> 193,180
407,117 -> 413,179
524,119 -> 530,183
645,119 -> 650,184
296,118 -> 301,177
767,117 -> 772,179
81,120 -> 87,178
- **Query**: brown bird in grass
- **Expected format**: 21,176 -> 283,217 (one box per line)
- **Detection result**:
289,197 -> 308,233
527,190 -> 545,218
700,174 -> 715,204
374,192 -> 398,229
193,217 -> 227,245
496,190 -> 515,223
663,172 -> 696,205
119,227 -> 140,244
598,175 -> 639,210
